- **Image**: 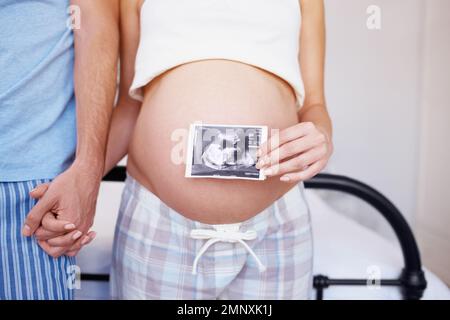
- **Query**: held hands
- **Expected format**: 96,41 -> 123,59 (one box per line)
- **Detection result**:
257,122 -> 333,182
22,162 -> 100,258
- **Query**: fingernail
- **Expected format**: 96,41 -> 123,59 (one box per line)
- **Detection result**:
81,232 -> 97,246
263,168 -> 273,176
256,149 -> 262,157
22,225 -> 31,237
81,237 -> 89,245
64,223 -> 76,230
72,231 -> 83,240
258,157 -> 269,167
30,187 -> 37,193
280,176 -> 291,182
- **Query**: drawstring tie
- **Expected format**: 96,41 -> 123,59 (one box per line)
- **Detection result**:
190,224 -> 266,275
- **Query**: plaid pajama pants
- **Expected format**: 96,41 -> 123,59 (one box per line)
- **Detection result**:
111,175 -> 313,300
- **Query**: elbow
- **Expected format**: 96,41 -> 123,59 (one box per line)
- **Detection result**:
73,21 -> 119,47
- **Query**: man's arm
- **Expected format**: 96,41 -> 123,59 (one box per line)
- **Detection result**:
23,0 -> 120,257
63,0 -> 120,254
72,0 -> 120,175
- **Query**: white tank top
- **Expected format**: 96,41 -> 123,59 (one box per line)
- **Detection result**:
130,0 -> 305,107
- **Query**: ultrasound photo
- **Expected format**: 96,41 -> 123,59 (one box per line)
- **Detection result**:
185,124 -> 268,180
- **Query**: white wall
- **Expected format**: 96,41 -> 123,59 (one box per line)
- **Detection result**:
323,0 -> 424,232
322,0 -> 449,283
416,0 -> 450,285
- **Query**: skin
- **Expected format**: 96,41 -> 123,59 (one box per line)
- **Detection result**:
104,0 -> 332,177
109,0 -> 331,224
31,0 -> 332,250
22,0 -> 120,258
103,0 -> 143,173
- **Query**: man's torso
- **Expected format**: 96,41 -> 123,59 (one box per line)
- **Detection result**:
0,0 -> 77,181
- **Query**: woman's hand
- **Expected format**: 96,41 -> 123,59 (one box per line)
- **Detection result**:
256,122 -> 333,183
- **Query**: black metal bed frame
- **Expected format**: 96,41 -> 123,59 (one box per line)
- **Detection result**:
82,166 -> 427,300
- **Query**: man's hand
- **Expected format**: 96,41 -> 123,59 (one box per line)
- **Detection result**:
23,162 -> 101,257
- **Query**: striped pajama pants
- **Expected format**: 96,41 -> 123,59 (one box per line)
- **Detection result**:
111,175 -> 314,299
0,180 -> 75,300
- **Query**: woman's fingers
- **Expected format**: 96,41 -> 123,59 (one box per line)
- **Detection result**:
256,122 -> 331,181
37,240 -> 66,259
46,229 -> 84,247
35,226 -> 61,241
37,230 -> 97,258
258,122 -> 315,159
262,146 -> 326,177
82,231 -> 97,246
257,135 -> 318,169
35,212 -> 77,240
42,211 -> 76,233
66,231 -> 97,254
280,160 -> 326,183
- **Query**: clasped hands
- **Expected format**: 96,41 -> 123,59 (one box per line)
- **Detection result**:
22,162 -> 100,258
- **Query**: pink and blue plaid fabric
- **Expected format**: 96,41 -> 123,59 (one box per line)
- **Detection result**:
111,175 -> 313,300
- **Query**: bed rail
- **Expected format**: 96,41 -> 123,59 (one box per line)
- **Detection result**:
82,166 -> 427,300
305,174 -> 427,300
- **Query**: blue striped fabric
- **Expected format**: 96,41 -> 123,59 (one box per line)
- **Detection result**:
0,180 -> 75,300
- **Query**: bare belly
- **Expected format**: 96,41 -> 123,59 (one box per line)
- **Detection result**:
128,60 -> 299,224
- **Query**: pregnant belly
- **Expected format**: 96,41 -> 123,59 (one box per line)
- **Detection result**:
128,60 -> 299,224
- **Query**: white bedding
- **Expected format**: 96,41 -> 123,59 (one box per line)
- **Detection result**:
306,191 -> 450,300
76,184 -> 450,300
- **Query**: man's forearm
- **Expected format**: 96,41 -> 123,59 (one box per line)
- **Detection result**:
72,0 -> 120,177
